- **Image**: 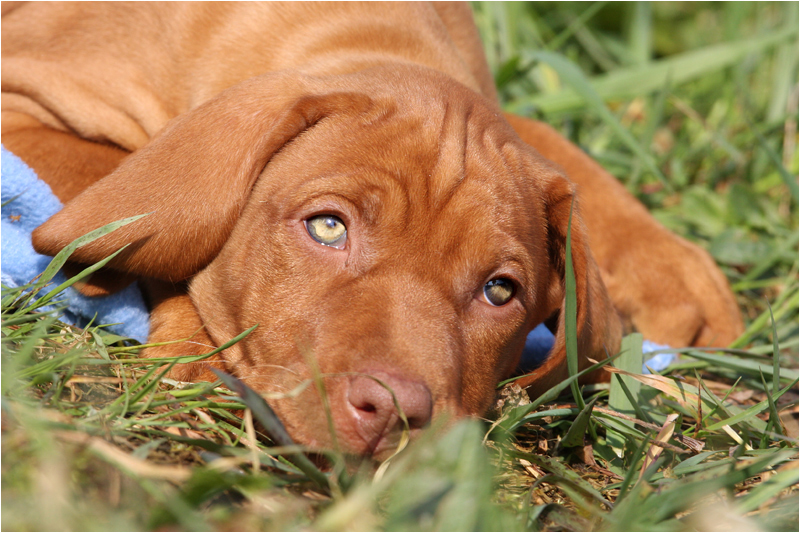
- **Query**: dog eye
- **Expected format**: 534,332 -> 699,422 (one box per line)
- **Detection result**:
483,278 -> 515,306
305,215 -> 347,248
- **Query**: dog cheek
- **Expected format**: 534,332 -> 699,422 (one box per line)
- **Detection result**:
459,316 -> 528,414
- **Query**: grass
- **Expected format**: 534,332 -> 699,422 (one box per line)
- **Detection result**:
2,2 -> 798,531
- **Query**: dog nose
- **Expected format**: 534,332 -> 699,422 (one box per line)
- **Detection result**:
346,372 -> 432,451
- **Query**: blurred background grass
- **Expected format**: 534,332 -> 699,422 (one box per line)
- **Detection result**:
2,2 -> 798,531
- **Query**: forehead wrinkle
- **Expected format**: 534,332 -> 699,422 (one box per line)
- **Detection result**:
422,137 -> 543,297
422,97 -> 522,225
384,105 -> 539,274
425,98 -> 471,215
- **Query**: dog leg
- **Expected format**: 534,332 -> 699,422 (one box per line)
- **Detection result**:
505,114 -> 743,348
140,279 -> 224,383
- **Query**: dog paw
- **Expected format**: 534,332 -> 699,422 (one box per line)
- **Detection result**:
602,232 -> 744,348
139,278 -> 225,383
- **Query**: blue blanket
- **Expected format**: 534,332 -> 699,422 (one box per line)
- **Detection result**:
1,145 -> 150,342
1,144 -> 673,371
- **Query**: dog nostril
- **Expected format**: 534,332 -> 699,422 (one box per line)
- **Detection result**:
347,373 -> 432,447
354,400 -> 377,415
405,413 -> 426,430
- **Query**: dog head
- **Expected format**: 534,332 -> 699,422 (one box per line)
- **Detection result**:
33,65 -> 621,458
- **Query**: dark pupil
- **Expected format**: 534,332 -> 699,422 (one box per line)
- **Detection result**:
324,218 -> 337,228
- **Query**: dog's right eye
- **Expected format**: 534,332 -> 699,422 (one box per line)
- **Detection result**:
305,215 -> 347,249
483,278 -> 515,306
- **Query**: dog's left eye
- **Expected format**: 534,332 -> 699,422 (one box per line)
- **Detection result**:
483,278 -> 515,306
305,215 -> 347,248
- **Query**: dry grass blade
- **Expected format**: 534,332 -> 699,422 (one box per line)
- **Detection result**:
639,414 -> 678,477
604,366 -> 702,411
594,406 -> 704,452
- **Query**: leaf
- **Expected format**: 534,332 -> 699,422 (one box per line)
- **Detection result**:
709,229 -> 773,267
560,397 -> 598,448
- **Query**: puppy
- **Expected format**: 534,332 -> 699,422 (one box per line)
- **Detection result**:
1,2 -> 743,458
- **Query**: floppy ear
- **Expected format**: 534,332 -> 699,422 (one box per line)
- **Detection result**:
514,171 -> 622,393
32,71 -> 375,281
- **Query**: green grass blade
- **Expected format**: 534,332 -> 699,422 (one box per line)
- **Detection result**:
759,372 -> 786,440
560,396 -> 598,448
615,434 -> 651,502
684,350 -> 798,383
704,379 -> 799,432
736,467 -> 799,514
493,352 -> 619,436
525,453 -> 613,509
746,114 -> 799,203
17,246 -> 129,315
521,50 -> 668,188
607,333 -> 644,453
767,300 -> 781,396
514,26 -> 798,114
563,197 -> 585,410
112,325 -> 259,363
671,450 -> 725,476
545,1 -> 607,51
1,316 -> 57,395
647,450 -> 797,524
626,2 -> 652,67
18,214 -> 148,302
730,284 -> 798,349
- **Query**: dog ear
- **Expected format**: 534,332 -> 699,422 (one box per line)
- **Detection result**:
32,72 -> 376,281
514,170 -> 622,393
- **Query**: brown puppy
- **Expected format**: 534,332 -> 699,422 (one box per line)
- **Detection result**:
2,2 -> 742,458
